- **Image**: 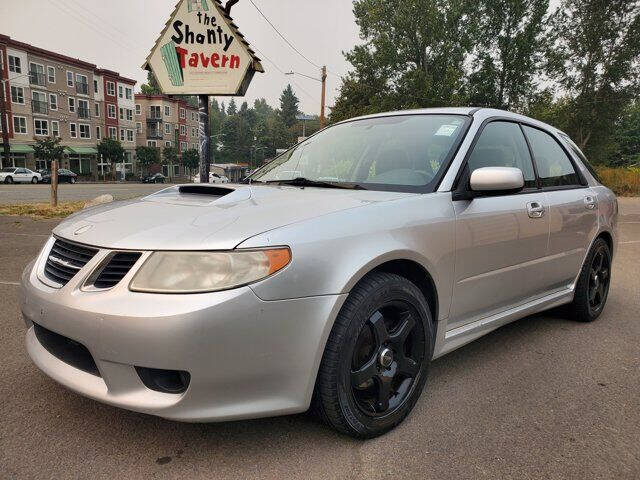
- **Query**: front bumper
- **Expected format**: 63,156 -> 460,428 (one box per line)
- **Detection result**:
20,245 -> 346,422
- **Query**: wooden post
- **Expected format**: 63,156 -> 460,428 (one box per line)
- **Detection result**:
198,95 -> 211,184
320,66 -> 327,128
51,158 -> 58,207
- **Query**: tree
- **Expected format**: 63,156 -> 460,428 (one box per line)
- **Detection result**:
182,149 -> 201,177
97,138 -> 125,180
33,136 -> 65,207
140,71 -> 161,95
279,84 -> 300,127
162,146 -> 179,179
227,98 -> 237,115
546,0 -> 640,162
610,100 -> 640,166
135,146 -> 160,176
467,0 -> 549,110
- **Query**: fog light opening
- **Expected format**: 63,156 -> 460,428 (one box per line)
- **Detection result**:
135,366 -> 191,394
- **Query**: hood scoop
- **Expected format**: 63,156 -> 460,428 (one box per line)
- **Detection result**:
178,185 -> 234,196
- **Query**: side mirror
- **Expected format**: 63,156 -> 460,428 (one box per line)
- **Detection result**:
470,167 -> 524,193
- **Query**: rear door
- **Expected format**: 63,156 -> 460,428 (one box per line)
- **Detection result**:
450,121 -> 550,330
16,168 -> 29,183
521,126 -> 599,290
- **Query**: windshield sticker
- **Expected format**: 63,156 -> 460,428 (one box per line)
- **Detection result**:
435,125 -> 459,137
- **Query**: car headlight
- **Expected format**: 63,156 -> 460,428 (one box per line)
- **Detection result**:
129,248 -> 291,294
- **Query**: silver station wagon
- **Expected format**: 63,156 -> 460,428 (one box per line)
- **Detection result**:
21,108 -> 617,438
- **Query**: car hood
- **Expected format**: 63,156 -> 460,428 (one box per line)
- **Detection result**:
53,184 -> 413,250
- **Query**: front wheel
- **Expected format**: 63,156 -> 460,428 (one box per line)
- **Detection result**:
4,176 -> 13,184
32,177 -> 38,184
568,237 -> 612,322
314,272 -> 434,438
70,177 -> 76,184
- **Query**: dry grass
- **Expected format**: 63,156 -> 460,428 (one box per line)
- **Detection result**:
596,167 -> 640,197
0,202 -> 86,219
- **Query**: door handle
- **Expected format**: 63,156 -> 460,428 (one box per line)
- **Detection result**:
584,195 -> 597,210
526,201 -> 545,218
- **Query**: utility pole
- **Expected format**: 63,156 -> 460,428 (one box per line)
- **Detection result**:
0,57 -> 10,168
320,66 -> 327,128
198,95 -> 210,184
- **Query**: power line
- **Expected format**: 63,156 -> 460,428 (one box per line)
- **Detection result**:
248,0 -> 321,70
251,45 -> 317,102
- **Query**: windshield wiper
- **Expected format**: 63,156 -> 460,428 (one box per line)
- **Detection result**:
268,177 -> 367,190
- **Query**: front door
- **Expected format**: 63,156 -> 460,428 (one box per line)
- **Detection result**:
450,121 -> 550,331
521,126 -> 599,291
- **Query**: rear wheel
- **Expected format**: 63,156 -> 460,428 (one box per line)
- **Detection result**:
568,238 -> 612,322
4,176 -> 13,184
31,177 -> 38,184
70,177 -> 76,184
314,272 -> 434,438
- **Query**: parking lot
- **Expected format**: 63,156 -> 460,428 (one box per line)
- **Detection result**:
0,183 -> 168,205
0,199 -> 639,479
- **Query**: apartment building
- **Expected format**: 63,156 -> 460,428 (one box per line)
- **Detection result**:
0,34 -> 136,178
135,94 -> 199,179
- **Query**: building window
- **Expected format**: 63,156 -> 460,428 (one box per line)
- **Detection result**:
34,119 -> 49,136
13,116 -> 27,134
47,66 -> 56,83
120,129 -> 125,141
127,129 -> 134,142
125,87 -> 133,100
165,123 -> 171,134
126,109 -> 133,121
180,108 -> 186,119
106,81 -> 115,96
118,85 -> 123,98
51,120 -> 60,138
68,97 -> 76,113
180,125 -> 186,136
147,140 -> 157,147
180,141 -> 187,152
192,143 -> 197,150
95,102 -> 100,117
135,104 -> 141,115
108,104 -> 116,119
119,107 -> 125,120
49,93 -> 58,110
10,86 -> 24,104
77,99 -> 89,118
29,63 -> 46,86
32,91 -> 48,114
165,106 -> 171,116
94,79 -> 99,93
165,141 -> 172,147
66,71 -> 74,87
191,112 -> 196,121
96,126 -> 101,140
191,127 -> 196,137
108,126 -> 117,139
70,123 -> 77,138
76,74 -> 88,95
79,124 -> 91,139
150,106 -> 161,119
136,122 -> 142,134
8,55 -> 21,73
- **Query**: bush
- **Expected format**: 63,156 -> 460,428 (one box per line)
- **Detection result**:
596,167 -> 640,196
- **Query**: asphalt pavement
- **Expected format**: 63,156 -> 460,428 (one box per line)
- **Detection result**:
0,183 -> 169,204
0,199 -> 638,479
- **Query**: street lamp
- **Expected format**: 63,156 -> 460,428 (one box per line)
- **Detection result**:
285,66 -> 327,127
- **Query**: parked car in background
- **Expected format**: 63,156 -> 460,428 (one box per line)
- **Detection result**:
40,169 -> 78,184
21,108 -> 617,439
0,167 -> 42,184
192,173 -> 230,184
142,173 -> 166,184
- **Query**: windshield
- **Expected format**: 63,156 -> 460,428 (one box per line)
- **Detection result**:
250,114 -> 469,192
2,168 -> 16,173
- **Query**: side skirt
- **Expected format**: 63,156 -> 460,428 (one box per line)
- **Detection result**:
432,287 -> 574,359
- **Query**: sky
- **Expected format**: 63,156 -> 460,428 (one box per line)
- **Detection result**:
0,0 -> 361,115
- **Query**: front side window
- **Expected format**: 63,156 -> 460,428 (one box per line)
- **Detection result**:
251,115 -> 470,191
522,126 -> 581,188
467,121 -> 536,189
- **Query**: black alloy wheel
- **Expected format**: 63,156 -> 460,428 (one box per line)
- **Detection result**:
314,272 -> 434,438
587,243 -> 611,315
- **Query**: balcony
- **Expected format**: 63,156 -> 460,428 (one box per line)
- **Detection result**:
32,100 -> 48,115
77,107 -> 90,119
147,128 -> 163,140
76,82 -> 89,95
29,72 -> 46,87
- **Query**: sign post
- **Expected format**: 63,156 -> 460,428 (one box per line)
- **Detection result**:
144,0 -> 264,183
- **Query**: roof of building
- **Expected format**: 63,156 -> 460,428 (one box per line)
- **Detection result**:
135,94 -> 199,110
0,34 -> 137,85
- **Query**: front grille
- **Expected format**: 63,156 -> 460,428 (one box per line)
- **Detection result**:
33,323 -> 100,377
92,252 -> 142,289
44,239 -> 98,286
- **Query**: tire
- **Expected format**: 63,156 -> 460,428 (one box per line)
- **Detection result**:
31,177 -> 38,184
567,237 -> 612,322
4,176 -> 13,184
314,272 -> 435,438
70,177 -> 76,184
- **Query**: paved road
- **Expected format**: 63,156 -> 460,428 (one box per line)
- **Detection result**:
0,199 -> 639,479
0,183 -> 169,204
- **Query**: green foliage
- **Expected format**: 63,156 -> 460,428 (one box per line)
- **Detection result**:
140,71 -> 161,95
279,84 -> 300,127
162,146 -> 179,166
135,145 -> 160,175
97,138 -> 125,166
182,148 -> 200,173
33,136 -> 65,166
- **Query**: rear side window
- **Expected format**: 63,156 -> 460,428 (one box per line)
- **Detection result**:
467,121 -> 537,189
559,133 -> 600,183
523,126 -> 581,187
